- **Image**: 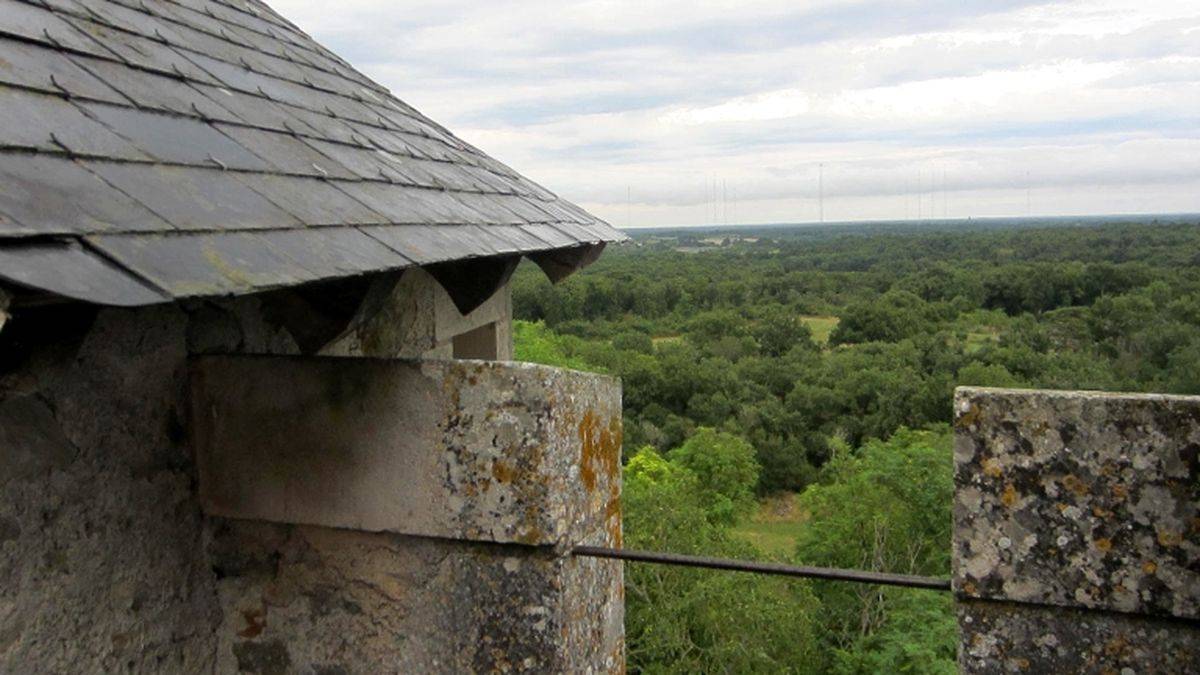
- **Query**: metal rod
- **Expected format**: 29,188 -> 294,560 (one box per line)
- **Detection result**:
571,546 -> 951,591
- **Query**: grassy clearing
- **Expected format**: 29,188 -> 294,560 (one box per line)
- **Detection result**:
964,327 -> 1000,352
800,315 -> 840,345
731,493 -> 806,557
732,520 -> 806,557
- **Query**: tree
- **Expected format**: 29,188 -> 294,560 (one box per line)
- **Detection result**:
830,589 -> 957,675
793,428 -> 953,667
612,331 -> 654,354
754,306 -> 814,357
830,291 -> 932,344
623,448 -> 825,673
668,428 -> 760,525
956,362 -> 1022,388
1166,340 -> 1200,394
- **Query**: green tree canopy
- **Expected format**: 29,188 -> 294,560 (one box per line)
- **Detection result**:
668,428 -> 760,524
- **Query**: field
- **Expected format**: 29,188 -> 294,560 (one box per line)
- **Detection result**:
731,493 -> 806,557
800,315 -> 839,345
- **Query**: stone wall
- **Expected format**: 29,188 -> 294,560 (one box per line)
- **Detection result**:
193,356 -> 624,673
0,304 -> 221,672
322,267 -> 512,361
953,387 -> 1200,673
0,266 -> 617,673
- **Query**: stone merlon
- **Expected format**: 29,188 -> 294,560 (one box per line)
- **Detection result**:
191,355 -> 623,549
953,387 -> 1200,673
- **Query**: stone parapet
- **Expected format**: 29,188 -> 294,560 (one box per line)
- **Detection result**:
208,522 -> 623,674
957,600 -> 1198,673
192,355 -> 622,548
191,354 -> 624,672
953,387 -> 1200,673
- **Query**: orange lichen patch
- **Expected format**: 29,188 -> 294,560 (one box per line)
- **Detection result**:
1001,483 -> 1018,508
1093,537 -> 1113,552
237,607 -> 266,639
578,409 -> 621,494
1015,657 -> 1030,670
578,410 -> 599,491
492,460 -> 516,484
956,403 -> 981,429
1061,474 -> 1089,496
605,496 -> 623,548
1143,560 -> 1158,575
962,581 -> 977,595
1156,529 -> 1181,547
983,458 -> 1003,479
1111,483 -> 1128,500
1103,636 -> 1130,658
1092,506 -> 1113,519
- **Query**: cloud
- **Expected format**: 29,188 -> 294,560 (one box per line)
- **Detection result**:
270,0 -> 1200,225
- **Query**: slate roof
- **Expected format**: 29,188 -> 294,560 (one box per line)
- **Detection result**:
0,0 -> 625,306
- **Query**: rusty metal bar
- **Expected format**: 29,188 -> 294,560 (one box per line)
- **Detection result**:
571,546 -> 951,591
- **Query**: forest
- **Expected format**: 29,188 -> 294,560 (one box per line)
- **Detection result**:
511,216 -> 1200,673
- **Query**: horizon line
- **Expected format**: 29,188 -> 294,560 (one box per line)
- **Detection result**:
613,211 -> 1200,231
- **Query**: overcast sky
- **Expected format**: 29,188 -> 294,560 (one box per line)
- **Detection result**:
273,0 -> 1199,227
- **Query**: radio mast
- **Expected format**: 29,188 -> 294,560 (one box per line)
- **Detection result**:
818,163 -> 825,223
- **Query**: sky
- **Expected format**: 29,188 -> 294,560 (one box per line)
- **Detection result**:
271,0 -> 1200,227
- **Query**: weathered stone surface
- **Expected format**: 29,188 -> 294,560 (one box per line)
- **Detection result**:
322,267 -> 513,361
954,387 -> 1200,675
0,394 -> 77,486
192,356 -> 623,548
0,306 -> 221,673
0,286 -> 9,333
1,271 -> 622,672
958,600 -> 1199,674
954,387 -> 1200,618
209,522 -> 623,674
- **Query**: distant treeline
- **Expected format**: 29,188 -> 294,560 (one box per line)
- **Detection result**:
514,218 -> 1200,492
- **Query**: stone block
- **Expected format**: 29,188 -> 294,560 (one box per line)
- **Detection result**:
209,522 -> 623,674
193,355 -> 625,673
191,355 -> 623,549
321,268 -> 512,360
958,600 -> 1199,674
0,395 -> 77,486
953,387 -> 1200,618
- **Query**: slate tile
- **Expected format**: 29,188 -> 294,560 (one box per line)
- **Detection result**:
71,54 -> 241,120
0,238 -> 168,305
86,161 -> 301,230
236,174 -> 386,225
79,101 -> 269,169
213,124 -> 356,178
0,38 -> 127,102
0,87 -> 149,158
0,0 -> 113,57
0,154 -> 169,235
